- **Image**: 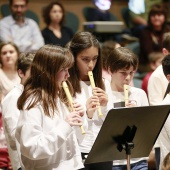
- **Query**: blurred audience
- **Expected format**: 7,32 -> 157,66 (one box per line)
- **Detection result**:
41,1 -> 74,47
141,52 -> 164,96
101,40 -> 120,81
0,42 -> 20,170
85,0 -> 120,42
2,52 -> 35,170
0,0 -> 44,52
0,42 -> 20,103
90,0 -> 113,21
128,0 -> 162,37
139,4 -> 170,65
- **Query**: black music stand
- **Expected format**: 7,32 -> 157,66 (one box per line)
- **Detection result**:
85,105 -> 170,170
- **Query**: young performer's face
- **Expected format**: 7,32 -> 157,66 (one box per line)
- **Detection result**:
76,46 -> 98,81
56,67 -> 70,86
111,66 -> 135,92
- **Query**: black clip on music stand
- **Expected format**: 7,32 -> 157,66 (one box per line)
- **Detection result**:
85,105 -> 170,170
114,125 -> 137,170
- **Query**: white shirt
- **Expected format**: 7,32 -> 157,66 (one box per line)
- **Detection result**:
148,65 -> 168,106
15,97 -> 84,170
156,94 -> 170,169
112,86 -> 149,165
1,84 -> 23,170
0,15 -> 44,52
74,79 -> 113,153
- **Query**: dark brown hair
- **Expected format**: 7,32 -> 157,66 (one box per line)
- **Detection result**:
67,31 -> 105,96
162,54 -> 170,77
17,45 -> 74,117
106,47 -> 138,73
148,4 -> 168,31
42,1 -> 65,26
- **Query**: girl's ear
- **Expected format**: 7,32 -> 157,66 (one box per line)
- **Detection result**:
162,48 -> 169,56
17,69 -> 24,79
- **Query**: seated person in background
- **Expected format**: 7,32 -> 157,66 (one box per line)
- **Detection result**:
142,52 -> 164,96
0,42 -> 21,104
2,52 -> 35,170
0,42 -> 21,170
128,0 -> 162,37
89,0 -> 119,42
139,4 -> 170,65
101,40 -> 121,81
0,0 -> 44,52
106,47 -> 149,170
90,0 -> 112,21
42,1 -> 74,47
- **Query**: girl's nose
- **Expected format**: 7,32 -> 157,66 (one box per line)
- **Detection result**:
88,60 -> 94,69
66,70 -> 70,78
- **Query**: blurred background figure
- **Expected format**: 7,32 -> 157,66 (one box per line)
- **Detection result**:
2,52 -> 35,170
0,42 -> 20,170
0,42 -> 20,103
128,0 -> 162,38
41,1 -> 74,47
139,4 -> 170,68
0,0 -> 44,52
83,0 -> 120,42
101,40 -> 121,81
141,52 -> 164,96
91,0 -> 113,21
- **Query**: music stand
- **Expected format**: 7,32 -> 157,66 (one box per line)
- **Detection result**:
85,105 -> 170,169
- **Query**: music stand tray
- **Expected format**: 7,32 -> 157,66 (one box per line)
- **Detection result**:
85,105 -> 170,164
